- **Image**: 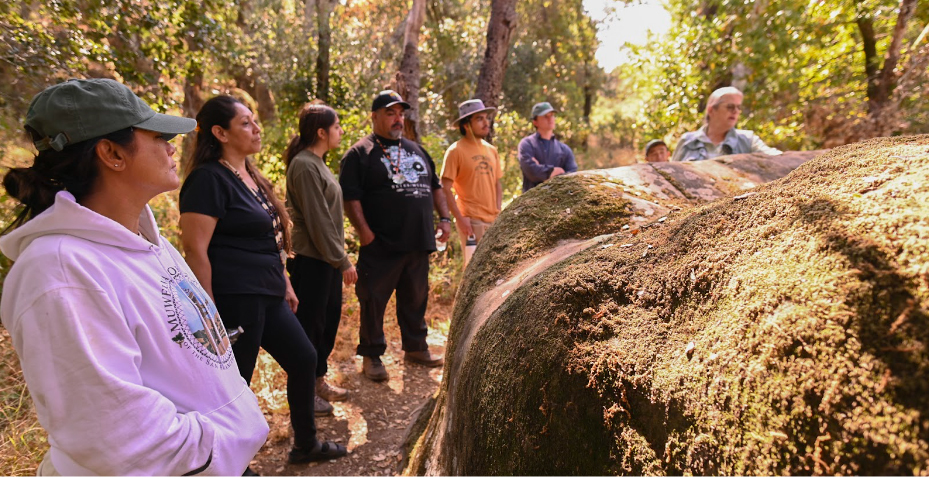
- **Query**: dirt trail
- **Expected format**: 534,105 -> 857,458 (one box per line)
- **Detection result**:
248,292 -> 450,476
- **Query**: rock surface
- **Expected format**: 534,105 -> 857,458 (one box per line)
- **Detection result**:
403,139 -> 929,475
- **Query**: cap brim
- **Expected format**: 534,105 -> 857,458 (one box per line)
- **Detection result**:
135,113 -> 197,139
384,101 -> 412,110
452,107 -> 497,126
532,107 -> 556,119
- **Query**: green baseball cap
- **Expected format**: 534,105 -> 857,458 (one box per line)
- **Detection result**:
530,102 -> 557,119
25,78 -> 197,152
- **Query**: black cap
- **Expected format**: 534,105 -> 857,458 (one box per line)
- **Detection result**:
371,90 -> 411,112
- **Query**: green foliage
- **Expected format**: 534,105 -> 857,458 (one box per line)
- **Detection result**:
504,0 -> 602,131
622,0 -> 929,151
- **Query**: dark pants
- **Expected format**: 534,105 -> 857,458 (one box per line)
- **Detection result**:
287,254 -> 342,378
355,242 -> 430,358
214,294 -> 318,450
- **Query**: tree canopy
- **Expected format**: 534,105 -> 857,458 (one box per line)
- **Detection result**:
1,0 -> 927,190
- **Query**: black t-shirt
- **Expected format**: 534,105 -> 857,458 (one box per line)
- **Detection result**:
339,134 -> 441,252
179,161 -> 285,297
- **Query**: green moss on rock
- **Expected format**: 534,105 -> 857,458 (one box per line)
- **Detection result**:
422,136 -> 929,475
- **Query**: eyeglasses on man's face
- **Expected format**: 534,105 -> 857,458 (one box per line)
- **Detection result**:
718,103 -> 742,113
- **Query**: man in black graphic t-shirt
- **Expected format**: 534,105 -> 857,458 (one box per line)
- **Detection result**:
339,90 -> 451,381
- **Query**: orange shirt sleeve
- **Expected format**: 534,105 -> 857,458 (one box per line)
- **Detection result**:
490,144 -> 503,180
441,143 -> 460,182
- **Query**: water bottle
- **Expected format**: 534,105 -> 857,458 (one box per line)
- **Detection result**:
464,234 -> 477,266
435,230 -> 447,252
226,326 -> 245,345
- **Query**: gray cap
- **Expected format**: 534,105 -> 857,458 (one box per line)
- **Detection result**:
26,78 -> 196,151
644,139 -> 667,155
453,99 -> 496,126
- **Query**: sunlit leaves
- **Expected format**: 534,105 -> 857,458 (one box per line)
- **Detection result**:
619,0 -> 927,150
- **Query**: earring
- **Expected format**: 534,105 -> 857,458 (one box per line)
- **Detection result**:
114,164 -> 119,167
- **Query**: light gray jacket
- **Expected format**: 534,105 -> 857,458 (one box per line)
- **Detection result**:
671,126 -> 781,162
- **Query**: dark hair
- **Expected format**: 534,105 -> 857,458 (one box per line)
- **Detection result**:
458,114 -> 474,136
186,95 -> 292,253
2,126 -> 135,231
283,101 -> 338,167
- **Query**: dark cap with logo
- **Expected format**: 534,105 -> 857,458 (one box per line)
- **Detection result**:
371,90 -> 411,112
25,78 -> 196,152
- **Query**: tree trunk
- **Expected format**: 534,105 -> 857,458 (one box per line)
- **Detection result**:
474,0 -> 518,140
181,36 -> 205,175
857,0 -> 917,114
395,0 -> 427,143
315,0 -> 338,103
582,60 -> 593,125
181,10 -> 206,120
233,73 -> 277,124
232,0 -> 277,124
856,15 -> 880,112
872,0 -> 918,110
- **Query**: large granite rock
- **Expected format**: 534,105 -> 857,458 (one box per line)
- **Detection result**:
404,138 -> 929,475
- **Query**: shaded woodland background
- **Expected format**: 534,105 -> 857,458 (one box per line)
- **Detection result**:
0,0 -> 928,474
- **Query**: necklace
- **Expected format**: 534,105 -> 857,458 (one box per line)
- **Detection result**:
372,135 -> 406,184
218,159 -> 286,265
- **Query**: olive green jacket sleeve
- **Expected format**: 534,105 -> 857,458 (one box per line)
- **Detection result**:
287,153 -> 352,271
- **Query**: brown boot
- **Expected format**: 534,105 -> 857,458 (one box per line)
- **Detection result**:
316,377 -> 348,402
362,356 -> 389,381
314,395 -> 333,417
404,349 -> 444,367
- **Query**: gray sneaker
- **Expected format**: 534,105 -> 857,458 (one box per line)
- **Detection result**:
314,395 -> 333,417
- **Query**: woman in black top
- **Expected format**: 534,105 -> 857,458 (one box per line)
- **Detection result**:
179,95 -> 346,465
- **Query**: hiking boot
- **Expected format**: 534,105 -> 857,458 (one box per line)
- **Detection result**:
362,356 -> 389,381
404,349 -> 444,367
316,377 -> 348,402
314,395 -> 333,417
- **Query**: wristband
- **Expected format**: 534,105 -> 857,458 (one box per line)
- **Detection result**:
439,217 -> 451,223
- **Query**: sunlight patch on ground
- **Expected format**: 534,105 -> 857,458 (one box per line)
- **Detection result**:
334,400 -> 369,452
252,350 -> 289,413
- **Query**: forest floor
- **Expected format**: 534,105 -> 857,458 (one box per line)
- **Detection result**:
232,285 -> 453,477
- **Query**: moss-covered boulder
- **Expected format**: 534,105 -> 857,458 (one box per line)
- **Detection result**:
406,138 -> 929,475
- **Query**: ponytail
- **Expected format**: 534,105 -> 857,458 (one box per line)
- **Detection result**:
2,126 -> 134,232
283,101 -> 337,167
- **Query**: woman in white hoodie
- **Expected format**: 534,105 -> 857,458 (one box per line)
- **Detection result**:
0,79 -> 269,475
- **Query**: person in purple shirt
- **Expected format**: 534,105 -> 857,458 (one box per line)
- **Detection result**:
517,102 -> 578,192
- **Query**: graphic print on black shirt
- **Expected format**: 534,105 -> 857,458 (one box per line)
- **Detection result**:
373,139 -> 433,199
339,134 -> 441,252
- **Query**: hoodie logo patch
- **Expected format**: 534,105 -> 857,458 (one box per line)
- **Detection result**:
161,267 -> 235,369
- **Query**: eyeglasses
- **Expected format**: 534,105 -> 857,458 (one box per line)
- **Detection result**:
718,103 -> 742,113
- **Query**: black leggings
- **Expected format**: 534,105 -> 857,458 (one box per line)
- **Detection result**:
287,254 -> 343,378
214,294 -> 318,449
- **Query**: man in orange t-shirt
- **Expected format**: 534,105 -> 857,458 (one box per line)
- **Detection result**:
440,99 -> 503,266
